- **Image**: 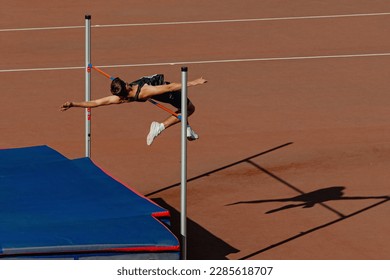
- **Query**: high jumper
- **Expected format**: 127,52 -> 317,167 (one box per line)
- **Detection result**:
60,73 -> 207,145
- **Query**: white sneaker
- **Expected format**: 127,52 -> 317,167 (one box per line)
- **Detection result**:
147,122 -> 165,145
187,126 -> 199,141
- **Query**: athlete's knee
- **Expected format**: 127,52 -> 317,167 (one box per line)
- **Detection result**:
188,102 -> 195,115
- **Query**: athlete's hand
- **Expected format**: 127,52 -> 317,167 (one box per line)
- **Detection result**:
191,77 -> 207,86
196,77 -> 207,84
60,101 -> 72,111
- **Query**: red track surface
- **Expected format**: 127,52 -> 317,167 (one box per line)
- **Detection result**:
1,0 -> 389,259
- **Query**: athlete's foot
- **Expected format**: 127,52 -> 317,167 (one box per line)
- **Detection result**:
147,122 -> 165,145
186,126 -> 199,141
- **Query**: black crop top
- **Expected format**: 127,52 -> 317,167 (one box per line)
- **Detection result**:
129,74 -> 166,102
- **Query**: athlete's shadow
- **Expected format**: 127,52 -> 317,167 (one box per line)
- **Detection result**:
227,186 -> 389,215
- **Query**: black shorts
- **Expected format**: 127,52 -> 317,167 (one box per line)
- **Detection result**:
152,90 -> 190,110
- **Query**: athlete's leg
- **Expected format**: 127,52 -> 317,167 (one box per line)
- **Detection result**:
146,102 -> 197,145
162,101 -> 195,128
164,102 -> 198,141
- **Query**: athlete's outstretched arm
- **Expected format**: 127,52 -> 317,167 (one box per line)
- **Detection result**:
60,95 -> 122,111
139,77 -> 207,99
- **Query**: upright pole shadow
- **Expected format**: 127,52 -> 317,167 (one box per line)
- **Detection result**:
152,198 -> 239,260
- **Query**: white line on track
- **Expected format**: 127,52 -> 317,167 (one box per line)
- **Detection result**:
1,12 -> 390,32
1,52 -> 390,73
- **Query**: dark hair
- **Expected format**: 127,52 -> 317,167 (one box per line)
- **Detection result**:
110,77 -> 128,98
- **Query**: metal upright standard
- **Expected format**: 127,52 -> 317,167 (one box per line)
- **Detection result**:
85,15 -> 91,158
181,66 -> 188,260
